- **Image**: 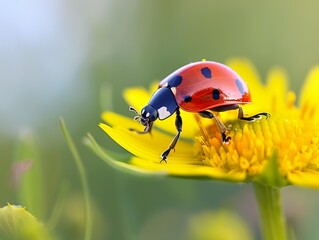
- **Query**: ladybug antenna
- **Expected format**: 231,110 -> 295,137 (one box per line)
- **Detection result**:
129,106 -> 139,115
129,106 -> 148,126
129,106 -> 141,121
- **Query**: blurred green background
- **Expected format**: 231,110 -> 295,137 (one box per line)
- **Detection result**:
2,0 -> 319,239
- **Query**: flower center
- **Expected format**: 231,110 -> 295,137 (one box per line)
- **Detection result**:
195,114 -> 319,180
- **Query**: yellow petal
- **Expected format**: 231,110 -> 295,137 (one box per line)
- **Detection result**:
287,169 -> 319,188
102,112 -> 143,130
299,66 -> 319,124
266,67 -> 289,113
123,87 -> 151,112
86,133 -> 169,176
299,66 -> 319,105
99,120 -> 195,162
123,83 -> 158,111
131,157 -> 247,181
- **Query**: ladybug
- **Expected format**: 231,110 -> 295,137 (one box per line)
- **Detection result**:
130,61 -> 269,162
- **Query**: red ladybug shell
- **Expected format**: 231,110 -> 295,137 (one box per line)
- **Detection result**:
158,61 -> 251,112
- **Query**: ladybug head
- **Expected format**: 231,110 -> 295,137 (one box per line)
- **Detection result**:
140,105 -> 158,122
129,105 -> 158,130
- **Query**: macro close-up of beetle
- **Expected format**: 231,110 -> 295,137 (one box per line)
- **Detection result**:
130,61 -> 270,162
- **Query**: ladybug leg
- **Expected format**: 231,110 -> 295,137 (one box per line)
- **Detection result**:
129,121 -> 153,134
199,111 -> 231,143
161,108 -> 182,163
237,106 -> 270,121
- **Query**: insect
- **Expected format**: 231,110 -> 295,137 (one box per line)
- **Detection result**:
130,61 -> 269,162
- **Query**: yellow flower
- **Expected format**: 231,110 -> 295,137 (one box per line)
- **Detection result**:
187,209 -> 253,240
98,59 -> 319,188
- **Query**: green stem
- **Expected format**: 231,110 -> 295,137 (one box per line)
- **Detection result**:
60,118 -> 92,240
253,183 -> 287,240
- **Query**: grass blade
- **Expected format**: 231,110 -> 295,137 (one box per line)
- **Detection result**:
59,118 -> 92,240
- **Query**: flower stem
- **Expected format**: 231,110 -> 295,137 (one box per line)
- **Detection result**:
253,183 -> 287,240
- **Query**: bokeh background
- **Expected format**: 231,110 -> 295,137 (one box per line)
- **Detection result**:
2,0 -> 319,239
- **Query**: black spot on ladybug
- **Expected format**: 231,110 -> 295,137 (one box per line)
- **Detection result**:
235,79 -> 245,95
201,67 -> 212,79
184,95 -> 192,102
212,89 -> 220,100
168,75 -> 183,87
